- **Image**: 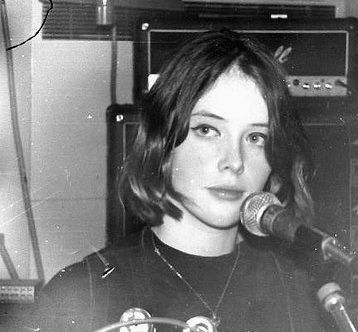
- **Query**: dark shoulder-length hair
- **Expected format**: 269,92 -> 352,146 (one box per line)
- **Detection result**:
119,28 -> 315,226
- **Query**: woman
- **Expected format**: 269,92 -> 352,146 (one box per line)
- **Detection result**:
23,29 -> 329,331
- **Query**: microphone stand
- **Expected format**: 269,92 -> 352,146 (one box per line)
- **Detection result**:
320,236 -> 358,273
317,282 -> 357,332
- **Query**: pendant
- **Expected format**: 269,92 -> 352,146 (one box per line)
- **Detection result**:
186,316 -> 218,332
211,315 -> 221,327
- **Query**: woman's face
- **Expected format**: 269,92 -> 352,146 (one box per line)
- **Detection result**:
169,68 -> 272,230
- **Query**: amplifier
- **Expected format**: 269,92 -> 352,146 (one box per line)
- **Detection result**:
134,17 -> 358,99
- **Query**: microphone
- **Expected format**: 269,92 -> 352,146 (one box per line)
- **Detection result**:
240,192 -> 358,271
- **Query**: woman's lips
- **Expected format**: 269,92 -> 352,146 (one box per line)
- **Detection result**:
206,187 -> 244,201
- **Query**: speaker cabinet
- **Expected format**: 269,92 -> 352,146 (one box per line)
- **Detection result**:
298,100 -> 357,246
304,121 -> 350,241
106,104 -> 139,243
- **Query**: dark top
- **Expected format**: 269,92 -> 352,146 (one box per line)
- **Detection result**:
20,227 -> 333,331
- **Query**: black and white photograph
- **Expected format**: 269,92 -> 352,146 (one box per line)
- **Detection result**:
1,0 -> 358,331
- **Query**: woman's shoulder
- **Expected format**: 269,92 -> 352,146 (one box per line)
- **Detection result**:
49,228 -> 147,287
21,229 -> 149,331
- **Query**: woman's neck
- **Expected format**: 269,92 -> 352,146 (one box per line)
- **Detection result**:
151,215 -> 239,257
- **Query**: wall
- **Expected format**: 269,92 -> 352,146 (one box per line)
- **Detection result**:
346,0 -> 358,17
0,0 -> 133,282
29,0 -> 134,280
0,0 -> 33,279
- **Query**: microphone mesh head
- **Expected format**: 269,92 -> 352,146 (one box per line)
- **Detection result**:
240,192 -> 281,237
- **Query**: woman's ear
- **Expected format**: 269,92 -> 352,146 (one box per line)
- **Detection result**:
265,173 -> 289,208
266,172 -> 282,195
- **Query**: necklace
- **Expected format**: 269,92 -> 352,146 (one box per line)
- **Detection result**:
151,232 -> 240,327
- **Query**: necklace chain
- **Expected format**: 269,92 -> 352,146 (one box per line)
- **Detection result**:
151,232 -> 240,326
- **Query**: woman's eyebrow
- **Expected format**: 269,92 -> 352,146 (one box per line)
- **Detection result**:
191,111 -> 269,129
191,112 -> 269,128
191,110 -> 225,120
251,123 -> 269,128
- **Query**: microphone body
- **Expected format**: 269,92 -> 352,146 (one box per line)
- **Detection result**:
261,203 -> 325,251
317,282 -> 357,332
241,192 -> 358,271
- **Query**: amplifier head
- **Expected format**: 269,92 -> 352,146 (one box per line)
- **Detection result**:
134,17 -> 358,100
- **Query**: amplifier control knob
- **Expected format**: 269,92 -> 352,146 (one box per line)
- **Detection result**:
313,82 -> 321,89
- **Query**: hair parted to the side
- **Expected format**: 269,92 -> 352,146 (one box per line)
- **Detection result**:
119,28 -> 315,227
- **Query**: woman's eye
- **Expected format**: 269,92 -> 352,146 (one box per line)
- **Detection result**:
247,132 -> 267,146
191,125 -> 220,137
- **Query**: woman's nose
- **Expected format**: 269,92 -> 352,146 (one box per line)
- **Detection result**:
218,143 -> 244,174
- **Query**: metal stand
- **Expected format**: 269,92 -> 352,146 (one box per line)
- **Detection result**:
318,282 -> 357,332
